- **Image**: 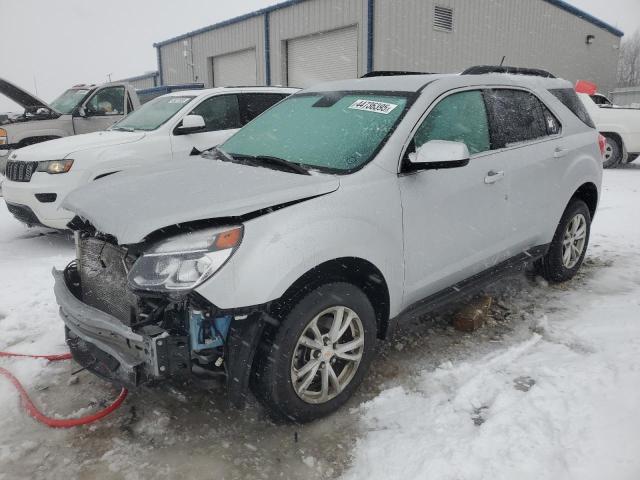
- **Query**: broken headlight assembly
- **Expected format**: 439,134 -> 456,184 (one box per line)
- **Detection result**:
128,225 -> 243,292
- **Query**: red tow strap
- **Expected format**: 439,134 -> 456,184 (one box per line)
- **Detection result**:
0,350 -> 128,428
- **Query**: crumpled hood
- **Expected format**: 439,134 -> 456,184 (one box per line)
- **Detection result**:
63,158 -> 340,244
12,131 -> 146,162
0,77 -> 55,112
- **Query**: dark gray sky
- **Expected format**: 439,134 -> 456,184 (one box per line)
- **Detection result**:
1,0 -> 638,111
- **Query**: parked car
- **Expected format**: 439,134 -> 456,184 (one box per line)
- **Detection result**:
53,69 -> 603,422
0,78 -> 141,174
577,92 -> 640,167
2,86 -> 297,228
136,83 -> 205,104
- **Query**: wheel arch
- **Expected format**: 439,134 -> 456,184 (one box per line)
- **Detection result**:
270,257 -> 392,340
572,182 -> 598,219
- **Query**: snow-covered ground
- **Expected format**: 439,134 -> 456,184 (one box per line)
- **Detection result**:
0,167 -> 639,480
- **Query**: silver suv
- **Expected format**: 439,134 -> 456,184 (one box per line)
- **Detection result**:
54,68 -> 603,422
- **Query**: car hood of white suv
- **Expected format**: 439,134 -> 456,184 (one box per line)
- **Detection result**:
12,130 -> 147,162
63,158 -> 340,244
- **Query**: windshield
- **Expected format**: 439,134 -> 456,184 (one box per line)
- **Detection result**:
112,95 -> 195,131
49,88 -> 90,114
220,92 -> 410,172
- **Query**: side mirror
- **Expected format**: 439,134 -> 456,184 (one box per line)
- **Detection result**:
75,106 -> 87,118
175,115 -> 206,135
408,140 -> 470,170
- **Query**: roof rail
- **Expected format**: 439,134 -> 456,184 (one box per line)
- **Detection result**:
361,71 -> 434,78
462,66 -> 556,78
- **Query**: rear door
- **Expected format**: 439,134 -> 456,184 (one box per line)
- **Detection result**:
399,89 -> 509,306
483,88 -> 564,252
73,86 -> 127,134
170,94 -> 242,157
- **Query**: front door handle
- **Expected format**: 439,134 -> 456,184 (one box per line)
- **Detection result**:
554,147 -> 568,158
484,170 -> 505,184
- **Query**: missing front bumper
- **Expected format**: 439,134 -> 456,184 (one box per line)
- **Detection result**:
53,268 -> 190,388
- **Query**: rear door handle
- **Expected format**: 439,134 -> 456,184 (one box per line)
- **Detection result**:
554,147 -> 568,158
484,170 -> 505,184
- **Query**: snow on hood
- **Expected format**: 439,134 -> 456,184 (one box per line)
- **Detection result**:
63,158 -> 340,244
0,77 -> 55,112
11,130 -> 146,162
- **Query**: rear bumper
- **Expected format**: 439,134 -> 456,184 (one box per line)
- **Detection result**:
53,268 -> 189,388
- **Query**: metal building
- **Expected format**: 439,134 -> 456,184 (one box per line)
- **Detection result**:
153,0 -> 623,94
117,71 -> 160,90
611,87 -> 640,107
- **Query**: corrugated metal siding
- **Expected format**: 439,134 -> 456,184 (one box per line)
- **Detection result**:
268,0 -> 366,85
373,0 -> 621,94
160,15 -> 265,87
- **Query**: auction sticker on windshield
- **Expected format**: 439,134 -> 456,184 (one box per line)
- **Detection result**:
348,99 -> 398,115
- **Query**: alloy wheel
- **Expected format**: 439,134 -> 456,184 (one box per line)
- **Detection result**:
291,306 -> 365,404
562,213 -> 587,269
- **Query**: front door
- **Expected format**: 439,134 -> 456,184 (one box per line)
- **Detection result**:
399,89 -> 509,306
73,86 -> 127,134
170,94 -> 242,157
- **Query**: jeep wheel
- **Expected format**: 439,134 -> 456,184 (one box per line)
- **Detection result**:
537,199 -> 591,283
253,282 -> 376,422
602,135 -> 623,168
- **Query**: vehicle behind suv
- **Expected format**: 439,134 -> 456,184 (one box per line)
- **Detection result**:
54,68 -> 602,422
2,86 -> 296,228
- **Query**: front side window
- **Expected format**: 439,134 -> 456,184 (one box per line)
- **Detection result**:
49,88 -> 90,114
485,89 -> 549,148
86,86 -> 125,115
189,94 -> 241,132
221,93 -> 409,172
414,90 -> 490,155
112,95 -> 195,131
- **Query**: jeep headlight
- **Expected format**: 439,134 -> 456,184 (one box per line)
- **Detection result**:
128,225 -> 243,292
37,159 -> 74,174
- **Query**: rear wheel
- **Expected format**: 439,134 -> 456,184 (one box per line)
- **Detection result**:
536,199 -> 591,283
602,134 -> 623,168
253,282 -> 377,423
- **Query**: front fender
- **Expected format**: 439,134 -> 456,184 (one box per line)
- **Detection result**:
195,171 -> 405,316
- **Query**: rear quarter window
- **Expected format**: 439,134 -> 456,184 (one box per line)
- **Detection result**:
549,88 -> 596,129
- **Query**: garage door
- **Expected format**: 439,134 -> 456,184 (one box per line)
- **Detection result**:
212,49 -> 257,87
287,26 -> 358,88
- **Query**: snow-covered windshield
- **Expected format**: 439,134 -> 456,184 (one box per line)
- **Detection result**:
49,88 -> 90,114
112,95 -> 195,131
220,92 -> 409,172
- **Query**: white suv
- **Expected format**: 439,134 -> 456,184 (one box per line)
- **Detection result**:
53,69 -> 603,422
2,86 -> 296,228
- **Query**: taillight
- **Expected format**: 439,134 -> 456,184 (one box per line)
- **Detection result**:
598,134 -> 606,158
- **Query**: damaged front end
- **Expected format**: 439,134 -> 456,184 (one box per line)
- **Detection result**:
54,228 -> 266,407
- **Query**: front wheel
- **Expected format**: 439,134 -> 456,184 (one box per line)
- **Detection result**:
602,134 -> 623,168
536,199 -> 591,283
253,282 -> 377,423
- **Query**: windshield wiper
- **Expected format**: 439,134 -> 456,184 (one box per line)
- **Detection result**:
111,126 -> 135,132
233,154 -> 311,175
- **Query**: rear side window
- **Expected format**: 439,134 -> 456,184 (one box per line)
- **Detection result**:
484,89 -> 551,148
189,94 -> 241,132
549,88 -> 596,128
239,93 -> 289,124
414,90 -> 490,155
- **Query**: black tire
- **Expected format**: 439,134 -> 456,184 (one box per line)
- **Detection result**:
536,199 -> 591,283
602,134 -> 623,168
253,282 -> 377,423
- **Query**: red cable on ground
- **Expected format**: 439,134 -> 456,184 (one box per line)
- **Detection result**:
0,350 -> 128,428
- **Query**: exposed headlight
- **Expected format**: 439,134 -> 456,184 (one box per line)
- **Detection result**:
0,128 -> 7,145
37,159 -> 74,174
128,225 -> 243,292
